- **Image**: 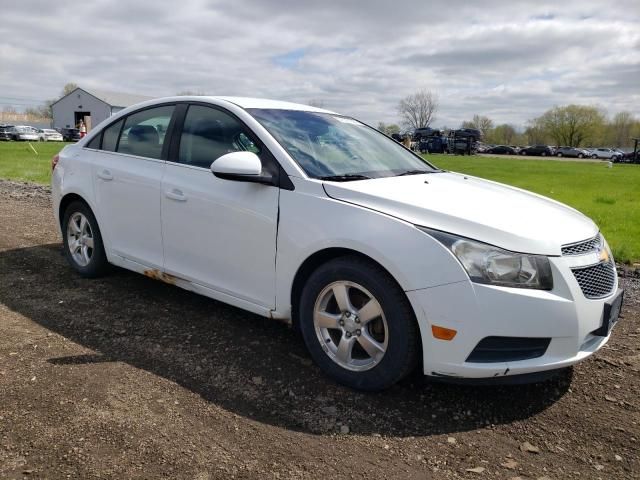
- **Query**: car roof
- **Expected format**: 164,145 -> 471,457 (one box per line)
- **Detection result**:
142,96 -> 338,114
213,96 -> 337,114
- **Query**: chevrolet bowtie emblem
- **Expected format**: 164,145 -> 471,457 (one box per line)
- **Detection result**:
599,246 -> 610,263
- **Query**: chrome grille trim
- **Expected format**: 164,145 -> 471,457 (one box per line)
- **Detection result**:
561,234 -> 602,256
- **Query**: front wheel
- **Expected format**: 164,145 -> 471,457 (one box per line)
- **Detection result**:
541,151 -> 547,156
298,256 -> 419,391
592,154 -> 598,159
578,153 -> 584,158
62,201 -> 109,278
557,153 -> 562,157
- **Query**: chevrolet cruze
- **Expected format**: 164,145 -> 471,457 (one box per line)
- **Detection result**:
51,97 -> 624,390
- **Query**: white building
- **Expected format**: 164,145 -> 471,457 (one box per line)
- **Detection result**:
51,87 -> 153,131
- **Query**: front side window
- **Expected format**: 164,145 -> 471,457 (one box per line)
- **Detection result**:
178,105 -> 262,168
248,109 -> 436,179
116,105 -> 174,159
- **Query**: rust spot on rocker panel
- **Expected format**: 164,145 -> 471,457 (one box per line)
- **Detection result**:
143,269 -> 177,285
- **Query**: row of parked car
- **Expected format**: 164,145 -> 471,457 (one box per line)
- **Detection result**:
479,144 -> 637,162
0,124 -> 81,142
389,128 -> 638,163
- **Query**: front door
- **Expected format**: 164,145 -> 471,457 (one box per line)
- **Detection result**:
161,104 -> 279,308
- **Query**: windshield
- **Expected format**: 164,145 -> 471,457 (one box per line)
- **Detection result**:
248,109 -> 438,179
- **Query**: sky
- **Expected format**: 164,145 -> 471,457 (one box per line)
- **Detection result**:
1,0 -> 638,129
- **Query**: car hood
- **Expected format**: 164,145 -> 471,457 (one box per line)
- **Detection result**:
323,172 -> 597,255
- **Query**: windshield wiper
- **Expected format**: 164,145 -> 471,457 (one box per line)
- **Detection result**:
395,169 -> 436,176
318,174 -> 372,182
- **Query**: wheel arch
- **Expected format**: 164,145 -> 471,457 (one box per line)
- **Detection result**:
289,248 -> 422,349
58,193 -> 91,230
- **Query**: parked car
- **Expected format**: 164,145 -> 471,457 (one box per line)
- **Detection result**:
615,149 -> 639,163
554,146 -> 590,158
0,124 -> 14,141
37,128 -> 64,142
590,148 -> 623,161
52,96 -> 623,391
519,145 -> 554,156
59,128 -> 81,142
9,125 -> 40,141
486,145 -> 517,155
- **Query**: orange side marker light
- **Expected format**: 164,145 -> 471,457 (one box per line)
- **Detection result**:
431,325 -> 457,341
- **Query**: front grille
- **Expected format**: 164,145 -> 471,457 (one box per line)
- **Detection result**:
466,336 -> 551,363
572,262 -> 616,299
561,235 -> 601,256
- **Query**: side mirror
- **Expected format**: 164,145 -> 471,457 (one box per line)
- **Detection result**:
210,151 -> 274,185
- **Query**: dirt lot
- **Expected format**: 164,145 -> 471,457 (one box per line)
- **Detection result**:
0,180 -> 638,480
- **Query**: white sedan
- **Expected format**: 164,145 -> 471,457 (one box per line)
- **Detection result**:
51,96 -> 623,390
10,125 -> 39,141
38,128 -> 64,142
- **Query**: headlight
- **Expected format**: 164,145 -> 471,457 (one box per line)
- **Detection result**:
419,227 -> 553,290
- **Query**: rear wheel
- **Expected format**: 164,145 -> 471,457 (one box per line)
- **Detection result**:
578,153 -> 584,158
592,154 -> 598,159
62,201 -> 109,278
557,153 -> 562,157
541,151 -> 547,156
299,256 -> 419,391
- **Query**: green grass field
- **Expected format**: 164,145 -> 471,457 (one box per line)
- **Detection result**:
0,141 -> 69,184
0,142 -> 638,262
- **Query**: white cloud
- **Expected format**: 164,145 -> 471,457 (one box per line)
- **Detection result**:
0,0 -> 638,128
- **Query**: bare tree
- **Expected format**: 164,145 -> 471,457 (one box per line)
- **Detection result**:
462,115 -> 494,137
62,83 -> 78,96
377,122 -> 401,135
606,111 -> 635,147
397,90 -> 438,129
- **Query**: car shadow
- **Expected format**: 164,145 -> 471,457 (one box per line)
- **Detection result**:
0,243 -> 571,437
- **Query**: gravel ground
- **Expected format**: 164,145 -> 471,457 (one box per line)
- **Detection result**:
0,179 -> 638,479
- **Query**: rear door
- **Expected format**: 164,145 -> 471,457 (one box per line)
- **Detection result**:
160,103 -> 280,308
91,104 -> 176,268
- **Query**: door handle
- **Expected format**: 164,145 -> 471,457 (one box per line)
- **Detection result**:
97,169 -> 113,181
165,188 -> 187,202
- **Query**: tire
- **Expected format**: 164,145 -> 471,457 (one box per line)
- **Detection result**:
578,153 -> 584,158
557,153 -> 562,157
541,151 -> 547,156
298,256 -> 419,391
592,154 -> 598,159
520,151 -> 527,155
62,201 -> 109,278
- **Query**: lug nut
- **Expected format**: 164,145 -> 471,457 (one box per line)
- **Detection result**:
345,312 -> 351,318
339,320 -> 345,326
355,317 -> 360,323
356,329 -> 361,336
345,332 -> 352,338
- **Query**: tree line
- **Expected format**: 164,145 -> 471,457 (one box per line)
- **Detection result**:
390,89 -> 640,148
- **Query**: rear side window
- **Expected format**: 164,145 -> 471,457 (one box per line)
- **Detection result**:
178,105 -> 261,168
101,119 -> 124,152
116,105 -> 174,160
86,134 -> 101,149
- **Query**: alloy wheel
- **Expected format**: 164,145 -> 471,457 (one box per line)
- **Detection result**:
313,281 -> 388,372
66,212 -> 94,267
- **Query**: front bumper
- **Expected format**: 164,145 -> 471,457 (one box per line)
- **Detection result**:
407,256 -> 620,380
